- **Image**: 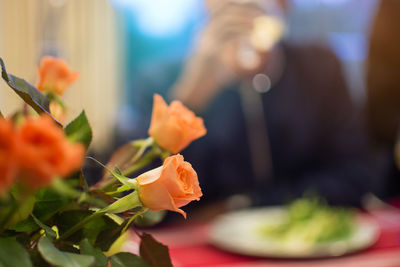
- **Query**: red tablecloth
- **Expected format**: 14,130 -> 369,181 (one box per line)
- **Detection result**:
128,203 -> 400,267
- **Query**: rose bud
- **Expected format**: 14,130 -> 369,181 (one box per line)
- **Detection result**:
148,94 -> 206,154
37,56 -> 79,96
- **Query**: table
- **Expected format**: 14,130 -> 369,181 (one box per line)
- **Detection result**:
127,203 -> 400,267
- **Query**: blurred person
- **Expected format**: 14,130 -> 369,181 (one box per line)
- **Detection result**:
367,0 -> 400,198
123,0 -> 383,208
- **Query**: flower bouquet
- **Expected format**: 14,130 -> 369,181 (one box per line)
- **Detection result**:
0,57 -> 206,267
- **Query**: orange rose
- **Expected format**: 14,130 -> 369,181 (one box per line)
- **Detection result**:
148,94 -> 206,154
49,101 -> 67,123
0,119 -> 17,194
17,115 -> 84,188
37,56 -> 79,95
136,154 -> 202,218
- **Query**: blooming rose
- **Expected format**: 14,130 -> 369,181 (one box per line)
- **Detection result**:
0,119 -> 17,194
136,154 -> 202,218
17,115 -> 85,188
148,94 -> 206,154
37,56 -> 79,95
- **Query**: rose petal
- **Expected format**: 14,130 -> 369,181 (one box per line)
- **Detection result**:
136,166 -> 163,185
138,180 -> 186,218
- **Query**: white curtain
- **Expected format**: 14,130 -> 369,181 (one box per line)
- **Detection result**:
0,0 -> 121,152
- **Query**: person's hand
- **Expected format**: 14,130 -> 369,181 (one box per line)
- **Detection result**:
172,1 -> 281,111
197,2 -> 268,75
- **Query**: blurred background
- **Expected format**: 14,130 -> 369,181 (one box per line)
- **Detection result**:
0,0 -> 120,152
111,0 -> 378,134
0,0 -> 378,151
2,0 -> 399,205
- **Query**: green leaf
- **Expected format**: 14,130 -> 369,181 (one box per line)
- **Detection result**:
135,210 -> 167,227
52,178 -> 107,208
88,157 -> 135,189
9,217 -> 37,232
6,193 -> 36,228
94,222 -> 124,252
29,247 -> 51,267
115,166 -> 123,175
83,216 -> 108,245
110,253 -> 151,267
93,142 -> 139,190
101,191 -> 142,214
96,137 -> 154,187
34,188 -> 73,218
53,210 -> 94,243
53,210 -> 121,251
139,233 -> 173,267
0,238 -> 33,267
38,237 -> 95,267
79,170 -> 90,193
65,111 -> 92,149
31,214 -> 57,239
0,57 -> 53,118
106,184 -> 132,196
11,188 -> 72,232
80,239 -> 108,267
51,178 -> 80,199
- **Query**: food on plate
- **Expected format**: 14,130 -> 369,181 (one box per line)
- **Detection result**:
258,197 -> 355,245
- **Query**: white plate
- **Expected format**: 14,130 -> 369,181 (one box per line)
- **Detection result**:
209,207 -> 380,258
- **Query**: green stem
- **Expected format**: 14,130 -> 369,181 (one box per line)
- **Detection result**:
121,208 -> 148,234
98,138 -> 157,192
59,190 -> 142,241
122,147 -> 159,177
77,192 -> 108,208
101,190 -> 141,214
130,137 -> 154,165
22,102 -> 29,116
52,178 -> 107,208
99,148 -> 159,192
98,179 -> 118,192
58,212 -> 103,241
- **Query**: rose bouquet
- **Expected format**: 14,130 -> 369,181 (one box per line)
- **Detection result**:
0,57 -> 206,267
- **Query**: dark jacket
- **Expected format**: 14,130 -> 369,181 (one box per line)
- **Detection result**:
182,43 -> 383,206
